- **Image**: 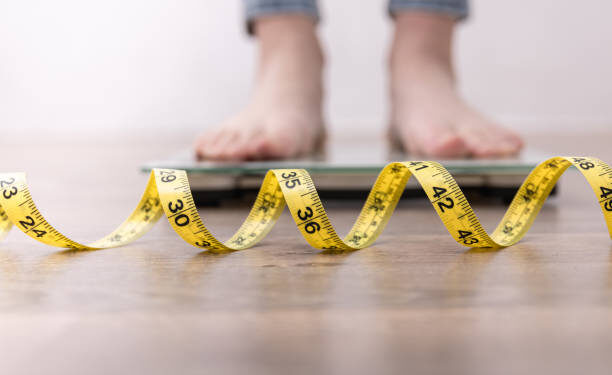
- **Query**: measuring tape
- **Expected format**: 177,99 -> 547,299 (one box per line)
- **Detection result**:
0,156 -> 610,251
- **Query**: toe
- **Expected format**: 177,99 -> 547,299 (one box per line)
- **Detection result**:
393,125 -> 421,155
259,134 -> 298,159
202,131 -> 229,159
195,129 -> 221,159
461,124 -> 524,158
416,128 -> 469,158
258,118 -> 305,159
208,129 -> 242,160
196,109 -> 323,161
394,111 -> 470,158
503,129 -> 525,151
242,134 -> 269,160
222,130 -> 257,160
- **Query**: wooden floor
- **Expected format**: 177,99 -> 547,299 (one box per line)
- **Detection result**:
0,132 -> 611,375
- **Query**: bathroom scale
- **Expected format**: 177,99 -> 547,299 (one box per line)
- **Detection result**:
142,138 -> 555,206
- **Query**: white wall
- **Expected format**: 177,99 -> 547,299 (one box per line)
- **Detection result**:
1,0 -> 611,137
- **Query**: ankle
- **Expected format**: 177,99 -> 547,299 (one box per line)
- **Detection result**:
254,14 -> 316,36
390,12 -> 455,73
253,15 -> 323,61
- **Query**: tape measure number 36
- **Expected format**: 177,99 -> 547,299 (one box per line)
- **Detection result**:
0,156 -> 610,251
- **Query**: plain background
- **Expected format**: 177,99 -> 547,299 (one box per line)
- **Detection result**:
1,0 -> 611,138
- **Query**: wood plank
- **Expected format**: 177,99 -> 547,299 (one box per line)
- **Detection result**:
0,132 -> 610,374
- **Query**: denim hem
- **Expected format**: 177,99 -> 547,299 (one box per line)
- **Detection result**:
245,1 -> 319,35
389,1 -> 469,21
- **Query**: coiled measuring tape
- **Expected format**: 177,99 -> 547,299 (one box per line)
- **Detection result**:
0,156 -> 610,251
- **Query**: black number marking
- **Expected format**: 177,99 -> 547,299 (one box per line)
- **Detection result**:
525,182 -> 537,196
573,158 -> 595,170
408,162 -> 429,171
432,186 -> 447,199
390,165 -> 403,174
168,199 -> 184,213
457,230 -> 479,244
368,191 -> 387,212
285,178 -> 301,189
2,186 -> 18,199
161,174 -> 176,183
232,236 -> 245,245
195,240 -> 211,247
297,206 -> 314,221
174,214 -> 190,227
19,215 -> 35,229
0,178 -> 15,188
304,221 -> 320,234
140,197 -> 159,212
258,193 -> 276,213
605,201 -> 612,211
408,161 -> 429,171
32,229 -> 47,238
600,186 -> 612,199
437,197 -> 454,212
281,171 -> 297,179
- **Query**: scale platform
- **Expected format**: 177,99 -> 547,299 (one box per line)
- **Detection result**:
142,138 -> 554,206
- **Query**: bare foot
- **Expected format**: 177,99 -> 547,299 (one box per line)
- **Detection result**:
195,15 -> 325,160
389,12 -> 523,158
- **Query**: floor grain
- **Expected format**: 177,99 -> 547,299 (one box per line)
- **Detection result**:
0,132 -> 610,375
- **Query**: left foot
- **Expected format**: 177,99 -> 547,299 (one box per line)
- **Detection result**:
389,12 -> 523,158
195,16 -> 325,160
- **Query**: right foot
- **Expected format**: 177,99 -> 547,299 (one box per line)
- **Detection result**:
388,12 -> 523,158
195,15 -> 325,160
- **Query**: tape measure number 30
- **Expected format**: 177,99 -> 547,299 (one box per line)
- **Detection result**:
0,156 -> 610,251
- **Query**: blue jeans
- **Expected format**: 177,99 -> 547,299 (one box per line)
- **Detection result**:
244,0 -> 469,33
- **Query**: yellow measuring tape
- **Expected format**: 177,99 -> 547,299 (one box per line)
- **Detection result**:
0,156 -> 610,251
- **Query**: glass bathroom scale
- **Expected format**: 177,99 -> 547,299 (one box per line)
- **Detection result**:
142,138 -> 555,206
